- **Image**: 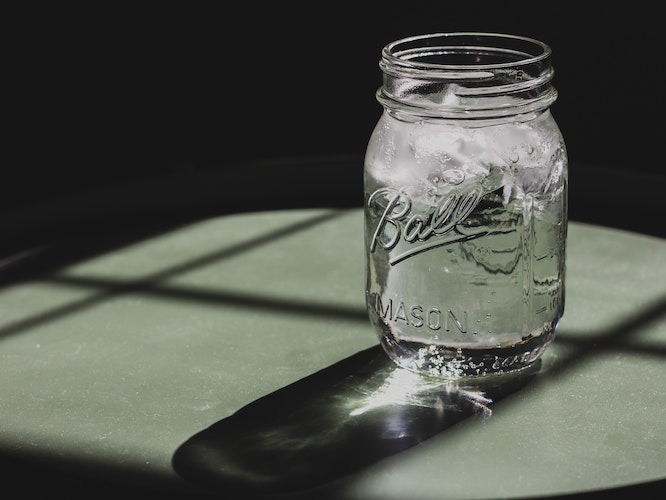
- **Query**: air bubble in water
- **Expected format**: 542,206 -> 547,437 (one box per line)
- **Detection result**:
442,169 -> 465,185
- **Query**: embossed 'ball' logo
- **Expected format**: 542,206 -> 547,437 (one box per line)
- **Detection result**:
367,186 -> 487,265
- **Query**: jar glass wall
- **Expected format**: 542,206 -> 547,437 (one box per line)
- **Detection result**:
364,33 -> 568,378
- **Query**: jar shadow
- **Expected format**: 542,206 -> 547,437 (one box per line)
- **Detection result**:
172,345 -> 540,498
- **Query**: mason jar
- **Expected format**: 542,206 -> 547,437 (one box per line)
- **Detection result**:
364,32 -> 568,378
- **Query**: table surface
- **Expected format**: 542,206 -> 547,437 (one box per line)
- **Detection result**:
0,207 -> 664,499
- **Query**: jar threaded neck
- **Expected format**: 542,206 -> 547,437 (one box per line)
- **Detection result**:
378,32 -> 558,119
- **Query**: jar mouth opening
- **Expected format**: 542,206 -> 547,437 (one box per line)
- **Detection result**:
378,32 -> 557,118
381,32 -> 551,77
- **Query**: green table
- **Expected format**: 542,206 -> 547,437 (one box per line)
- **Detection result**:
1,208 -> 664,499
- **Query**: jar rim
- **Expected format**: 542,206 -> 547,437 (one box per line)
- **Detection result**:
381,32 -> 552,75
377,32 -> 557,118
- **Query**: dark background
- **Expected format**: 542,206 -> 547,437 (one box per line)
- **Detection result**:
5,3 -> 665,248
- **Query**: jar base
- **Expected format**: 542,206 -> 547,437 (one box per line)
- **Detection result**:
378,329 -> 554,379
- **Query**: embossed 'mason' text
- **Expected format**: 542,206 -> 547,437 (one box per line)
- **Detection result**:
373,295 -> 468,333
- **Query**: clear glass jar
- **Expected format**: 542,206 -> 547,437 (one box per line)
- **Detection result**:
364,33 -> 568,378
